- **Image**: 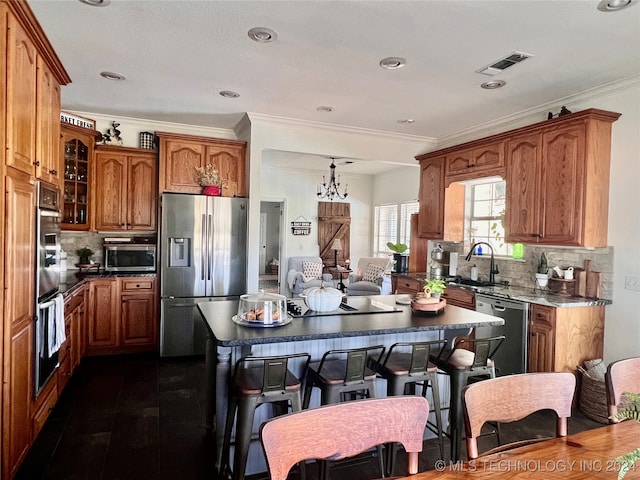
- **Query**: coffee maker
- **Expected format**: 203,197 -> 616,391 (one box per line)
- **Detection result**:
429,243 -> 445,279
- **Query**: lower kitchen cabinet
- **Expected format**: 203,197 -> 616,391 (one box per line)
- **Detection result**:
442,286 -> 475,310
528,303 -> 604,373
86,277 -> 157,355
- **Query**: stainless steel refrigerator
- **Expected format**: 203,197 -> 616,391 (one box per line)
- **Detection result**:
160,193 -> 247,356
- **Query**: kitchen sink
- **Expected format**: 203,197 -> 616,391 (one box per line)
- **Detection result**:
448,278 -> 496,288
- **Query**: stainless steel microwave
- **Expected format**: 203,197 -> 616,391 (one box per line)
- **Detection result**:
104,244 -> 156,272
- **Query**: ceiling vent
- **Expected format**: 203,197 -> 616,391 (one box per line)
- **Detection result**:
476,51 -> 534,76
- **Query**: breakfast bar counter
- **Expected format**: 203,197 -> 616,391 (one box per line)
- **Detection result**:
198,294 -> 504,472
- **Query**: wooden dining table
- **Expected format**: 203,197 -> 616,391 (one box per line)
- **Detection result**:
398,421 -> 640,479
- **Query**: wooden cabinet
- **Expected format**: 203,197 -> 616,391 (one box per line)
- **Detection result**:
442,286 -> 475,310
31,380 -> 57,440
416,109 -> 619,247
61,124 -> 98,230
3,169 -> 36,479
87,278 -> 119,350
528,303 -> 604,373
86,277 -> 157,355
35,57 -> 61,184
505,113 -> 619,247
157,131 -> 247,197
416,157 -> 465,240
120,278 -> 157,346
2,3 -> 70,478
94,146 -> 157,231
394,275 -> 423,295
5,11 -> 37,176
445,141 -> 505,182
502,111 -> 619,247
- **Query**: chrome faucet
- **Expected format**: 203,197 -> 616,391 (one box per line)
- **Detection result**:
465,242 -> 499,284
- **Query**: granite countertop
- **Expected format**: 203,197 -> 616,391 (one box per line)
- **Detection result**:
59,270 -> 157,296
197,295 -> 505,347
395,272 -> 611,307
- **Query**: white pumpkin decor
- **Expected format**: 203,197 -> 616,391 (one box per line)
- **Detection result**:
302,282 -> 343,312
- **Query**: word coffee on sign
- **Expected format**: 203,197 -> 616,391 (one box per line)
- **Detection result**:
60,112 -> 95,130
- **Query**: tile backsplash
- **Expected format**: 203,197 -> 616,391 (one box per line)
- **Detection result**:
438,242 -> 614,299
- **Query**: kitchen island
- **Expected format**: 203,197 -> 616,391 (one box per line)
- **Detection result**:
198,294 -> 504,473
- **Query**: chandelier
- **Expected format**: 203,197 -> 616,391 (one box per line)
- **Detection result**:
317,159 -> 348,201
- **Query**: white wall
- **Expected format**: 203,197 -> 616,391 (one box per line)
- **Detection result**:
260,153 -> 374,270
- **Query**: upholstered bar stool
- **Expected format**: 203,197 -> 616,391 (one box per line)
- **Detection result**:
430,335 -> 505,462
302,345 -> 386,478
221,352 -> 311,480
372,340 -> 448,474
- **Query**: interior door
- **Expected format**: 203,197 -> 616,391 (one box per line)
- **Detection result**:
318,202 -> 350,267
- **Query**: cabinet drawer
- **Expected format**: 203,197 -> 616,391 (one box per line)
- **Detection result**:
65,293 -> 83,311
530,304 -> 555,328
32,382 -> 58,438
120,278 -> 155,292
443,286 -> 475,310
395,277 -> 422,293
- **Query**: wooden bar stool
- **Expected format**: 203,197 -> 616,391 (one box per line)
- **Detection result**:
371,339 -> 448,474
220,352 -> 311,480
302,345 -> 386,478
430,335 -> 505,462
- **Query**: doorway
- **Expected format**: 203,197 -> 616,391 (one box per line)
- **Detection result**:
259,201 -> 283,293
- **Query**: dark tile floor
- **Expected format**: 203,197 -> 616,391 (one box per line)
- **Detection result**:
16,354 -> 603,480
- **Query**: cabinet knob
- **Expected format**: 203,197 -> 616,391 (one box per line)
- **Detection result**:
136,284 -> 140,288
33,161 -> 40,167
50,169 -> 57,175
531,332 -> 537,337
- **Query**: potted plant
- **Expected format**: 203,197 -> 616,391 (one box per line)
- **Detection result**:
387,242 -> 408,273
195,164 -> 222,196
423,278 -> 447,298
611,393 -> 640,479
535,252 -> 549,288
75,247 -> 94,265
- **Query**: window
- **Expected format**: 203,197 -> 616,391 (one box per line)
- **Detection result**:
467,180 -> 511,256
374,201 -> 419,256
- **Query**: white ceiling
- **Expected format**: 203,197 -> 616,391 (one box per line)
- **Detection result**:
29,0 -> 640,174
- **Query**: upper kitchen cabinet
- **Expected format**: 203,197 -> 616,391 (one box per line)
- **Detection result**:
415,156 -> 464,240
94,146 -> 158,232
61,122 -> 100,230
504,109 -> 620,247
444,141 -> 505,183
157,131 -> 247,197
3,3 -> 70,180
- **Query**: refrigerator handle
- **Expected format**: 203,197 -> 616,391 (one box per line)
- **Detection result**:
208,214 -> 213,281
201,213 -> 207,280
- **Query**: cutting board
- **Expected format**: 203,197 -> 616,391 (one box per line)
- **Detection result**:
583,259 -> 601,299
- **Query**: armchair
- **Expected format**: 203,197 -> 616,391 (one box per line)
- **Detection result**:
286,256 -> 335,295
347,257 -> 392,296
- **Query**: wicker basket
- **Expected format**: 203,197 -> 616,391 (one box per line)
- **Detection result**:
577,363 -> 609,424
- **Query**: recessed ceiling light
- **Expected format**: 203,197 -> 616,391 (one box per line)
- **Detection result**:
397,119 -> 415,124
219,90 -> 240,98
379,57 -> 406,70
100,71 -> 125,81
79,0 -> 110,6
481,80 -> 506,90
317,106 -> 334,112
248,27 -> 277,43
597,0 -> 638,11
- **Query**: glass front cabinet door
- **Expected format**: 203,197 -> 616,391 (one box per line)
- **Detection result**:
61,124 -> 98,230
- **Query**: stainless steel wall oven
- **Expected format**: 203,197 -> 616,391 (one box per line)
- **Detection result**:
35,181 -> 63,396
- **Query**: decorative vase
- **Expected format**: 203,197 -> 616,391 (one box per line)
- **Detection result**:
79,256 -> 90,265
393,253 -> 409,273
202,185 -> 221,196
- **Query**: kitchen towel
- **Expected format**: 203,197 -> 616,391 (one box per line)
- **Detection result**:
47,293 -> 66,357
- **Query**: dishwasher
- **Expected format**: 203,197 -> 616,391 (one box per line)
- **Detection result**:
474,293 -> 529,376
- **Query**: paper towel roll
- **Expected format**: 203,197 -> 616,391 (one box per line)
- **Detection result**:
449,252 -> 458,276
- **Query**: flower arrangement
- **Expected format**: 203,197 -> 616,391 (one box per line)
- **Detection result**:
194,164 -> 221,187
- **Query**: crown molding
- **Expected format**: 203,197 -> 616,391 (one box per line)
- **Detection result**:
437,75 -> 640,149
